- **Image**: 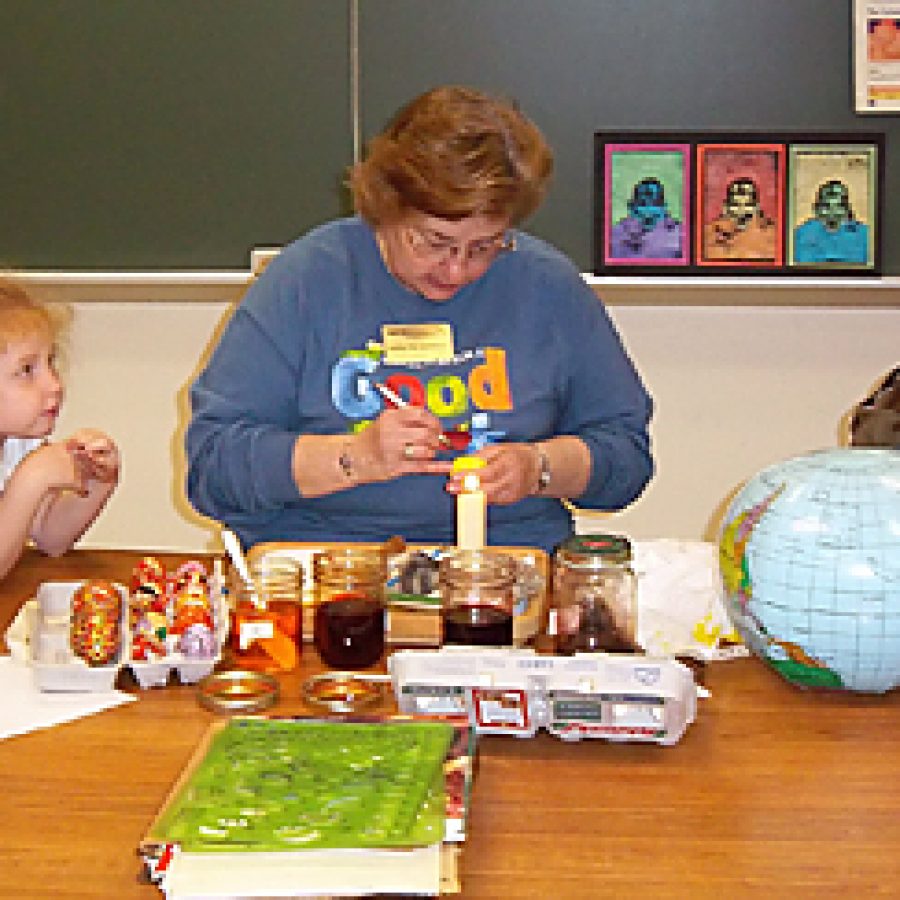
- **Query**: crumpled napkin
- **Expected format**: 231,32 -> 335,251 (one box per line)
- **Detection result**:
633,539 -> 746,661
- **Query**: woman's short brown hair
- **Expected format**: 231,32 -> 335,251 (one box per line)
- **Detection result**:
349,86 -> 553,227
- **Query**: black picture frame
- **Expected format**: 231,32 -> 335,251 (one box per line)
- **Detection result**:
593,132 -> 884,277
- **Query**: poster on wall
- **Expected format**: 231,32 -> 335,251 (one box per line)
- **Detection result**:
593,132 -> 883,277
695,143 -> 785,269
854,1 -> 900,113
787,144 -> 880,271
597,139 -> 691,272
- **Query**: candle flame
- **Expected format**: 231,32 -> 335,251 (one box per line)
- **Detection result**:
462,472 -> 481,492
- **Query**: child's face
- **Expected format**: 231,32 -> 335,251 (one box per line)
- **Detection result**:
0,331 -> 63,440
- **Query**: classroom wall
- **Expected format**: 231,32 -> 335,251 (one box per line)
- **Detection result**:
46,281 -> 899,554
7,1 -> 900,274
8,4 -> 898,556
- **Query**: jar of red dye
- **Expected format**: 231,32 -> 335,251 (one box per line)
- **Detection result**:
312,546 -> 387,669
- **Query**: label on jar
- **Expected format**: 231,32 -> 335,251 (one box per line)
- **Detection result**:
239,620 -> 275,650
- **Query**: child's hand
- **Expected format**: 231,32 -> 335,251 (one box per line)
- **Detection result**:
65,430 -> 120,486
7,432 -> 120,562
18,441 -> 87,495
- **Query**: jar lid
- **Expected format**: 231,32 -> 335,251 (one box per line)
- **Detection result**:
196,669 -> 280,714
313,545 -> 386,578
555,534 -> 633,567
254,558 -> 303,581
301,672 -> 388,714
438,549 -> 516,585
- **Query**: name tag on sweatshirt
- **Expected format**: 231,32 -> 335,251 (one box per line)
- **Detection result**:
382,323 -> 455,364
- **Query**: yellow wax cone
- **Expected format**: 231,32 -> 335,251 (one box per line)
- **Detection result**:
258,629 -> 298,671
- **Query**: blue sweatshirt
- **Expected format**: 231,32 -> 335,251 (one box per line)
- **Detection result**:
186,217 -> 653,553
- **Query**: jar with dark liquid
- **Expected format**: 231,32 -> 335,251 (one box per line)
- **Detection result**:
313,547 -> 386,669
553,534 -> 638,654
439,550 -> 516,646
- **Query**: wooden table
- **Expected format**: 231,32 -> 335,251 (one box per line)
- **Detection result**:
1,548 -> 898,899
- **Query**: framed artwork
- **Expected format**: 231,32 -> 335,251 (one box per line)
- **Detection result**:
787,141 -> 882,272
595,137 -> 690,273
696,142 -> 784,269
593,131 -> 883,277
854,1 -> 900,113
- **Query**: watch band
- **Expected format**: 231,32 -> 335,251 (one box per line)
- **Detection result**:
535,444 -> 551,494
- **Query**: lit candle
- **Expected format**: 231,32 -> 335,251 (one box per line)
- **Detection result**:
454,458 -> 486,549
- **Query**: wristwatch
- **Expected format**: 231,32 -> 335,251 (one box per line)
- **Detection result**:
535,444 -> 551,494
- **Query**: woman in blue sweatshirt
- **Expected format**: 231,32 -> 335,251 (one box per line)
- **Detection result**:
186,86 -> 653,554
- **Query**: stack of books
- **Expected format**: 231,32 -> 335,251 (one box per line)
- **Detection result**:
140,715 -> 476,898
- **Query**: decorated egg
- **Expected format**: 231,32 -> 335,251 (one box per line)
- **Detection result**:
70,580 -> 122,666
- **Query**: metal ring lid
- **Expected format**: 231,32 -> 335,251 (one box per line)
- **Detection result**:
301,672 -> 387,714
555,534 -> 633,567
438,549 -> 517,586
196,669 -> 280,714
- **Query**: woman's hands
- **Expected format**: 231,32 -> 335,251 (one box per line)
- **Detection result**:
446,442 -> 541,505
295,413 -> 589,504
352,406 -> 454,482
445,438 -> 591,505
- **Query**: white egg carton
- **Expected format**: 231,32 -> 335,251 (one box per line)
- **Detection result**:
126,571 -> 227,689
28,580 -> 129,692
128,656 -> 216,689
17,577 -> 227,693
127,611 -> 227,689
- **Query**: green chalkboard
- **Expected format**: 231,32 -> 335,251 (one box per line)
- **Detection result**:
2,1 -> 898,273
360,0 -> 898,274
0,0 -> 351,269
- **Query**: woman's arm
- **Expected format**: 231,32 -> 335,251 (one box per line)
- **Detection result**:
292,406 -> 453,497
448,276 -> 652,510
548,284 -> 654,510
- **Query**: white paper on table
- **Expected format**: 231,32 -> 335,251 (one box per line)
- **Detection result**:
1,604 -> 135,741
0,655 -> 135,740
633,539 -> 747,661
163,843 -> 442,899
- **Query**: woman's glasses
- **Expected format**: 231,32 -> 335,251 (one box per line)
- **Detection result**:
403,225 -> 516,267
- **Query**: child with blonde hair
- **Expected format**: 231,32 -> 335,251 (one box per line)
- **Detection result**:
0,278 -> 119,578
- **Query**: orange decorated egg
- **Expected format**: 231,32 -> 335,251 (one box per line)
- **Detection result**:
70,580 -> 122,666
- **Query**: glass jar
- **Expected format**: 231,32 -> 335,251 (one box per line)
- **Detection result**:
313,546 -> 386,669
228,557 -> 303,672
552,534 -> 638,654
438,549 -> 517,646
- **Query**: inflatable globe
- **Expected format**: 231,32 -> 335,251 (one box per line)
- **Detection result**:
719,447 -> 899,693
